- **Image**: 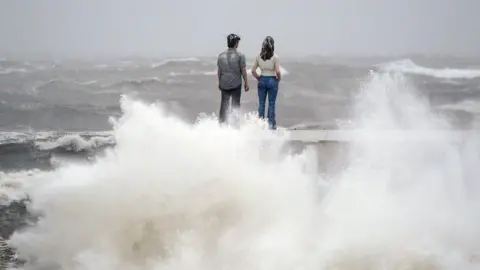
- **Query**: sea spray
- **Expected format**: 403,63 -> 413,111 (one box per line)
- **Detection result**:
5,71 -> 480,270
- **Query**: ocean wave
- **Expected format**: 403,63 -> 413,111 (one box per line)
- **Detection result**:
2,72 -> 480,269
438,100 -> 480,114
379,59 -> 480,79
0,131 -> 115,173
0,131 -> 114,149
0,170 -> 43,206
106,77 -> 192,89
31,79 -> 89,94
0,101 -> 46,112
150,58 -> 201,69
168,70 -> 217,76
0,132 -> 33,145
0,60 -> 57,74
78,80 -> 100,86
439,79 -> 465,85
35,133 -> 115,152
108,77 -> 164,88
0,131 -> 114,157
0,68 -> 28,75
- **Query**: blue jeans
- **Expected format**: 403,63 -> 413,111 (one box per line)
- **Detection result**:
257,76 -> 279,129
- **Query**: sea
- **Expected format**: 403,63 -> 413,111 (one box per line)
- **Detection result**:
2,54 -> 480,269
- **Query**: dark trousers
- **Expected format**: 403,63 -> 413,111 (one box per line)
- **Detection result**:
257,76 -> 279,129
219,85 -> 241,124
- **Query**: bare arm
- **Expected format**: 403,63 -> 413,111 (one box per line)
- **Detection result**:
251,57 -> 260,80
240,54 -> 249,91
242,68 -> 248,84
242,68 -> 249,91
217,57 -> 221,89
274,57 -> 281,82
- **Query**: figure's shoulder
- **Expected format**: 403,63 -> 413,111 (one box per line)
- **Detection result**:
218,51 -> 226,58
236,50 -> 246,59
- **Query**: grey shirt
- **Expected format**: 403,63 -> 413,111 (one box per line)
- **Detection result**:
217,48 -> 246,90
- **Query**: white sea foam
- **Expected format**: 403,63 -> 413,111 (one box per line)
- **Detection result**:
35,134 -> 115,152
439,100 -> 480,114
168,70 -> 213,76
4,71 -> 480,270
151,58 -> 200,69
0,68 -> 28,75
0,170 -> 48,206
380,59 -> 480,79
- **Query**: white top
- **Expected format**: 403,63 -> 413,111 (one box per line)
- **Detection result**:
254,54 -> 279,76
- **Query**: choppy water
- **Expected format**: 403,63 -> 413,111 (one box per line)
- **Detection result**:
2,56 -> 480,269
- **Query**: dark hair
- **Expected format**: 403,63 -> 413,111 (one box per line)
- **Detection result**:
227,33 -> 241,48
260,36 -> 275,61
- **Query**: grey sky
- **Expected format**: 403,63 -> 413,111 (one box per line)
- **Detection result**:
0,0 -> 478,58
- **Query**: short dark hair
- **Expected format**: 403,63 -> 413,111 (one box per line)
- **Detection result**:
227,33 -> 241,48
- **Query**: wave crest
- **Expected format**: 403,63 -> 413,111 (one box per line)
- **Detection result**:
5,72 -> 480,270
378,59 -> 480,79
8,95 -> 318,269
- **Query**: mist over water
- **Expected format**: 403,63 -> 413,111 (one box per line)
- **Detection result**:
1,0 -> 480,268
0,71 -> 478,270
